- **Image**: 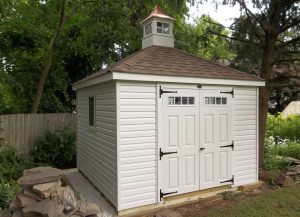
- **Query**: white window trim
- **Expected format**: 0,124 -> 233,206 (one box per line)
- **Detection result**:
144,22 -> 152,36
157,21 -> 170,35
88,95 -> 96,132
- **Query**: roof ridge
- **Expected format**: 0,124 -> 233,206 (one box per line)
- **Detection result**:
172,47 -> 264,81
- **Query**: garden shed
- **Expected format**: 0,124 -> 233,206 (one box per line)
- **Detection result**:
73,5 -> 265,214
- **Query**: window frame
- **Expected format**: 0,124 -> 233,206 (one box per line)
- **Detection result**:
88,96 -> 95,127
157,21 -> 170,35
204,96 -> 228,106
144,22 -> 152,36
168,96 -> 195,106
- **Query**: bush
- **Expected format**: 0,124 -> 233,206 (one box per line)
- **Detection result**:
266,113 -> 300,144
0,147 -> 34,208
271,142 -> 300,160
264,154 -> 291,172
0,181 -> 20,208
31,125 -> 76,168
0,147 -> 36,182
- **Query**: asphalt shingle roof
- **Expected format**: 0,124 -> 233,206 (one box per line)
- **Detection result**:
75,45 -> 262,85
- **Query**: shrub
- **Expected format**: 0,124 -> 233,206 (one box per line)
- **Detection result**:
264,154 -> 291,172
0,147 -> 33,208
272,142 -> 300,160
0,181 -> 20,208
266,113 -> 300,144
0,147 -> 36,182
31,125 -> 76,168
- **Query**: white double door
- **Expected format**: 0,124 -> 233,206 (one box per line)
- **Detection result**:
161,88 -> 233,197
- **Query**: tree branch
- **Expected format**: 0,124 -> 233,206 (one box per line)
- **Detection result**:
235,0 -> 266,32
207,29 -> 262,47
279,17 -> 300,34
65,0 -> 95,21
277,35 -> 300,48
274,58 -> 300,63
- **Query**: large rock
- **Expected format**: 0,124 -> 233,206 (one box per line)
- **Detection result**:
17,167 -> 63,186
22,188 -> 42,201
2,209 -> 12,217
278,175 -> 295,186
16,194 -> 37,208
33,181 -> 61,198
12,210 -> 24,217
22,199 -> 63,217
75,200 -> 100,216
86,203 -> 100,216
57,186 -> 78,211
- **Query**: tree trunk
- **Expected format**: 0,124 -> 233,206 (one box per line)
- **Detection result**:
31,0 -> 67,113
258,34 -> 276,169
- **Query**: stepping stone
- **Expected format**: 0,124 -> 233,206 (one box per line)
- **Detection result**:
18,167 -> 63,186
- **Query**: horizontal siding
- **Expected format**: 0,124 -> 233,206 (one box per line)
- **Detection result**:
234,87 -> 258,186
118,82 -> 157,210
77,81 -> 118,207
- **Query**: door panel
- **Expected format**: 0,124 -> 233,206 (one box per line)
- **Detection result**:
200,90 -> 233,189
162,88 -> 199,195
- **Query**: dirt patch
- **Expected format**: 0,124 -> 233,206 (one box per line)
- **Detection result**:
143,184 -> 275,217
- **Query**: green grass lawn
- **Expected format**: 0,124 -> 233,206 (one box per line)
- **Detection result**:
210,184 -> 300,217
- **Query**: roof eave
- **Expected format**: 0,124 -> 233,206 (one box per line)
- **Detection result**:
112,71 -> 265,87
72,71 -> 265,91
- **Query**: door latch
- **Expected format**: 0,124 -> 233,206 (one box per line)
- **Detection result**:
200,147 -> 205,151
159,148 -> 178,160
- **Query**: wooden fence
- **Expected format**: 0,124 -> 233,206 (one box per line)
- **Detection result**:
0,113 -> 76,154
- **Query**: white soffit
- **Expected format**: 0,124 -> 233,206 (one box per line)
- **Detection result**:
112,71 -> 265,87
73,71 -> 265,90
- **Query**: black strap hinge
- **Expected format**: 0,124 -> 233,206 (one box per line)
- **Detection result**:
160,189 -> 177,200
220,175 -> 234,185
160,148 -> 178,160
220,88 -> 234,97
220,141 -> 234,150
159,86 -> 177,98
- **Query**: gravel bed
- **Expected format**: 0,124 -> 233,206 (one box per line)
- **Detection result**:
64,169 -> 117,217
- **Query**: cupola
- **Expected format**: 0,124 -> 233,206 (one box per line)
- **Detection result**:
140,5 -> 175,49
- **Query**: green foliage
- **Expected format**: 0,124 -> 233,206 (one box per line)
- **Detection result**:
176,15 -> 235,61
0,181 -> 20,209
31,125 -> 76,168
209,185 -> 300,217
266,113 -> 300,143
0,147 -> 36,182
271,142 -> 300,161
0,0 -> 188,114
264,154 -> 291,172
0,147 -> 34,208
264,114 -> 300,171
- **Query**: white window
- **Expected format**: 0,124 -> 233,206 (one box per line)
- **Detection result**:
88,97 -> 95,126
157,22 -> 170,34
205,97 -> 227,105
145,22 -> 152,35
168,97 -> 194,105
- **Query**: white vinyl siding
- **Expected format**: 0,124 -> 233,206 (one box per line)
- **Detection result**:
117,81 -> 157,210
233,87 -> 258,186
77,81 -> 118,207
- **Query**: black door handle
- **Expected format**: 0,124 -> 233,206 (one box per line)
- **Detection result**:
200,147 -> 205,151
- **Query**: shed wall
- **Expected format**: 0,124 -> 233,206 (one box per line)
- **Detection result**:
117,81 -> 157,210
77,81 -> 118,207
233,87 -> 258,186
